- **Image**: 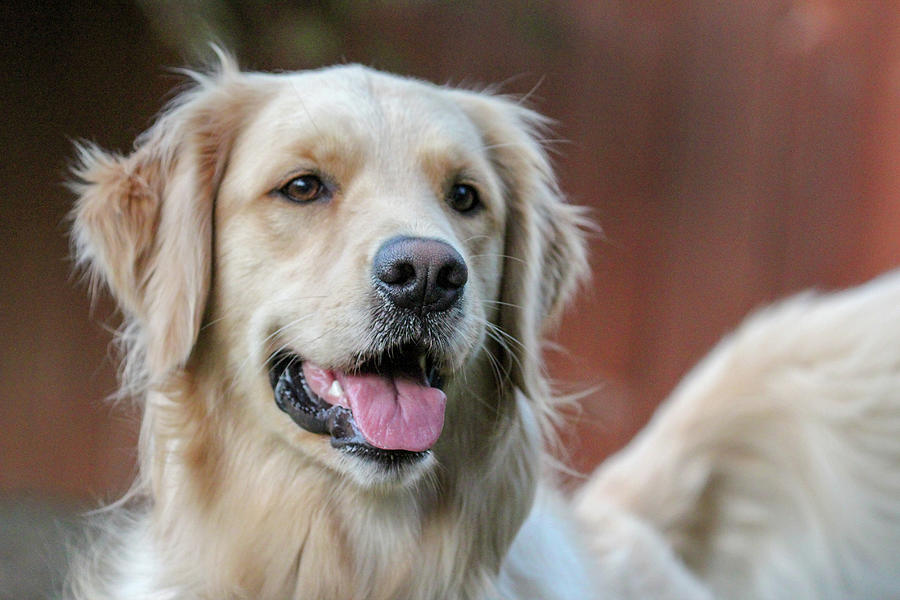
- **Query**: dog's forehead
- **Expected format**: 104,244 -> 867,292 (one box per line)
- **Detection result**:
247,66 -> 486,157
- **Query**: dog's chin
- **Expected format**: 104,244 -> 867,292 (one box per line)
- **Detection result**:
266,344 -> 447,487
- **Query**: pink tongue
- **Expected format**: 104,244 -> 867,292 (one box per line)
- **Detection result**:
302,363 -> 446,452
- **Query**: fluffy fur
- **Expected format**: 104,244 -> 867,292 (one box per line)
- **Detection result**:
576,270 -> 900,599
67,53 -> 900,599
68,54 -> 592,599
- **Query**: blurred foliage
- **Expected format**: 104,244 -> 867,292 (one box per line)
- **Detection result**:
135,0 -> 566,73
137,0 -> 354,66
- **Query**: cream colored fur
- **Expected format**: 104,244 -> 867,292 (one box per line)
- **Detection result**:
68,54 -> 592,599
68,53 -> 900,599
576,270 -> 900,599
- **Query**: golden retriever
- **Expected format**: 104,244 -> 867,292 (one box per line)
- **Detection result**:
69,52 -> 593,599
67,52 -> 900,599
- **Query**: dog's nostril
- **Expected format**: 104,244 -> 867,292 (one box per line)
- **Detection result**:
378,261 -> 417,287
373,236 -> 467,313
437,261 -> 467,290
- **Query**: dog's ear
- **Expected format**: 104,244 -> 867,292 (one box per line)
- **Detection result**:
454,91 -> 590,406
70,54 -> 255,386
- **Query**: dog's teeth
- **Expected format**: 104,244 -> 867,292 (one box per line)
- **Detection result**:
328,379 -> 344,398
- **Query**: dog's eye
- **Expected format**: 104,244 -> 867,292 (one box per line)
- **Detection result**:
447,184 -> 480,213
279,175 -> 327,204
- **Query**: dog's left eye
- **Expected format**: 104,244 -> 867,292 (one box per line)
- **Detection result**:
279,175 -> 328,204
447,184 -> 480,213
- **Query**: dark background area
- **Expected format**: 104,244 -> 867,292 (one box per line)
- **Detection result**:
3,0 -> 900,511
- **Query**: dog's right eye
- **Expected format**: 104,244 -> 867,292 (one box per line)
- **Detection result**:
278,175 -> 328,204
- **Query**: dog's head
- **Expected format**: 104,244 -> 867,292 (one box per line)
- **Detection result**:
71,54 -> 588,487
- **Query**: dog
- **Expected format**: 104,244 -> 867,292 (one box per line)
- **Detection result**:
67,52 -> 900,599
68,51 -> 595,599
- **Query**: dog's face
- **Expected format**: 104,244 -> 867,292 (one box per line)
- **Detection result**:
212,67 -> 506,481
71,59 -> 587,489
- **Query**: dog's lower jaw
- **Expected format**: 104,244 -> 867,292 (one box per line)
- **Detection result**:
137,355 -> 540,599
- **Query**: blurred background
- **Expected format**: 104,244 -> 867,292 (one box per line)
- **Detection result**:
2,1 -> 900,596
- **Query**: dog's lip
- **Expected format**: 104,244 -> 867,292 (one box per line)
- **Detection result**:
267,347 -> 444,392
269,353 -> 345,437
267,347 -> 446,454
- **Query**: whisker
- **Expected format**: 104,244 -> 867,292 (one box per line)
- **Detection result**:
289,80 -> 323,138
467,253 -> 527,266
260,314 -> 318,352
199,296 -> 329,333
460,233 -> 493,244
222,314 -> 318,395
480,138 -> 568,152
481,319 -> 529,358
481,299 -> 524,311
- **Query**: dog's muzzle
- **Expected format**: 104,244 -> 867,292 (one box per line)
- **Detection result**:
267,236 -> 467,467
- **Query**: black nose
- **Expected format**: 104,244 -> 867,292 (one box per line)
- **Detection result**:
373,236 -> 468,313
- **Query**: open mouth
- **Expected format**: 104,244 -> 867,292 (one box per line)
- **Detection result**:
267,345 -> 447,465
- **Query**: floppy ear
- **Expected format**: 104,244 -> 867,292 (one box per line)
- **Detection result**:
454,92 -> 590,407
70,55 -> 255,388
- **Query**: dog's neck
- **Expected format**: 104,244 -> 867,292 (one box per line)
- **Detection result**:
137,349 -> 542,599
